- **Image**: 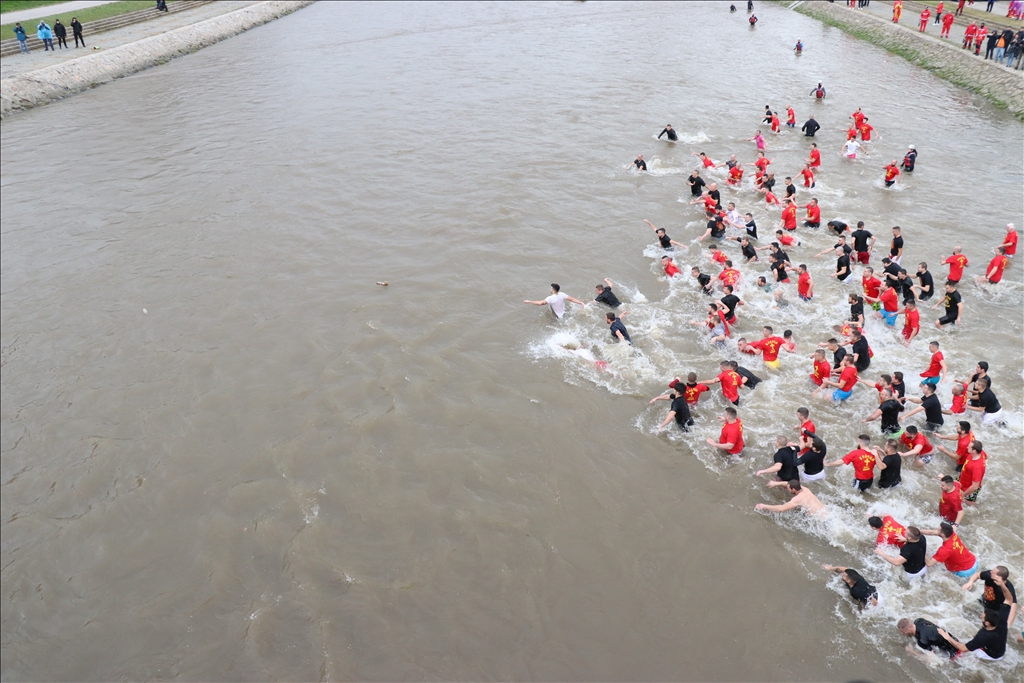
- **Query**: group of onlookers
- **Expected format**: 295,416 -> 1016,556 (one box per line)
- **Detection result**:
12,18 -> 85,53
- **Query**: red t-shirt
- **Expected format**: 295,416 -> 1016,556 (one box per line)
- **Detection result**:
729,166 -> 744,182
903,307 -> 920,334
751,336 -> 785,362
719,268 -> 741,286
754,157 -> 770,172
880,287 -> 898,312
703,195 -> 718,212
944,254 -> 968,281
1004,230 -> 1018,256
801,419 -> 816,435
801,169 -> 815,187
771,115 -> 780,131
852,112 -> 865,127
683,383 -> 709,405
777,233 -> 796,247
950,384 -> 968,415
664,261 -> 681,277
720,419 -> 744,455
717,370 -> 742,402
884,164 -> 899,182
809,149 -> 821,168
876,516 -> 906,547
986,255 -> 1008,283
765,191 -> 780,205
860,124 -> 874,141
798,271 -> 812,298
811,359 -> 831,386
932,533 -> 976,572
711,250 -> 728,265
787,107 -> 796,124
900,431 -> 933,455
943,12 -> 955,27
921,351 -> 943,378
838,365 -> 858,392
939,482 -> 963,521
958,453 -> 987,491
842,449 -> 876,480
846,127 -> 857,141
805,203 -> 820,221
781,205 -> 797,230
953,431 -> 974,465
965,24 -> 977,39
701,156 -> 715,168
862,275 -> 881,299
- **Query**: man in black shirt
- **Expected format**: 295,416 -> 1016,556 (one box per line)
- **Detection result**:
691,267 -> 713,295
896,269 -> 916,303
914,262 -> 934,301
634,154 -> 647,171
707,182 -> 722,209
727,235 -> 758,263
834,248 -> 853,283
769,254 -> 790,284
848,293 -> 865,327
963,566 -> 1018,627
801,116 -> 820,137
820,338 -> 847,369
644,219 -> 686,250
898,616 -> 959,658
657,124 -> 677,141
826,219 -> 849,236
783,177 -> 797,199
593,279 -> 621,308
743,213 -> 758,240
850,223 -> 875,263
881,257 -> 902,286
880,527 -> 928,577
755,435 -> 800,482
730,361 -> 762,389
939,608 -> 1009,661
655,385 -> 693,433
845,329 -> 871,372
933,280 -> 963,327
902,382 -> 943,430
874,439 -> 903,488
890,226 -> 904,265
864,391 -> 903,435
967,377 -> 1003,425
688,170 -> 706,197
719,285 -> 744,322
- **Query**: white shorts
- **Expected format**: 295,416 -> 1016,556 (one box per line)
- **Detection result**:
982,409 -> 1004,425
973,649 -> 1003,661
891,256 -> 902,266
905,565 -> 927,579
801,469 -> 827,482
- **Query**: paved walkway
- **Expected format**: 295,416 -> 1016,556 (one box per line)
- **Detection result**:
0,0 -> 116,25
0,0 -> 258,79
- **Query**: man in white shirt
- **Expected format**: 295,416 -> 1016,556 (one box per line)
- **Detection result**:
842,138 -> 863,160
524,284 -> 586,319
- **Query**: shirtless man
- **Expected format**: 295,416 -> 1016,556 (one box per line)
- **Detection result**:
755,479 -> 827,515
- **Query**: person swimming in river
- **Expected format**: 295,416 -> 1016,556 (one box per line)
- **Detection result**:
657,124 -> 677,141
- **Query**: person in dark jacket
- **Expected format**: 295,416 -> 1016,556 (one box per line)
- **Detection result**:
984,31 -> 998,59
71,17 -> 85,47
53,19 -> 67,49
801,116 -> 820,137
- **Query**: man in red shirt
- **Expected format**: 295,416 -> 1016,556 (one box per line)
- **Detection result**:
919,340 -> 947,386
899,425 -> 934,466
727,164 -> 744,185
693,151 -> 716,168
796,264 -> 814,302
923,522 -> 978,578
661,255 -> 680,277
809,349 -> 831,388
808,143 -> 821,169
997,223 -> 1017,257
851,108 -> 866,128
666,372 -> 710,406
859,119 -> 874,142
718,261 -> 742,289
936,420 -> 975,470
918,7 -> 931,31
706,406 -> 744,455
821,355 -> 858,402
874,280 -> 900,326
959,440 -> 987,505
749,326 -> 786,369
800,164 -> 816,189
976,248 -> 1009,285
899,300 -> 921,346
937,475 -> 964,524
846,125 -> 858,141
749,152 -> 772,174
869,515 -> 907,547
777,200 -> 798,231
974,24 -> 987,55
699,361 -> 744,406
803,198 -> 820,227
786,106 -> 796,128
943,246 -> 969,282
862,267 -> 882,303
825,434 -> 876,491
884,161 -> 901,187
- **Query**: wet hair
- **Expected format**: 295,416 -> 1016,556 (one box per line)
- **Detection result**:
737,337 -> 748,345
551,283 -> 560,293
897,618 -> 913,631
958,420 -> 971,433
983,608 -> 1001,628
757,276 -> 767,285
977,361 -> 989,371
807,433 -> 826,452
868,516 -> 883,529
905,526 -> 921,541
724,407 -> 738,418
827,338 -> 839,345
764,326 -> 773,334
788,479 -> 801,491
905,425 -> 918,436
606,312 -> 616,322
970,441 -> 983,453
687,372 -> 697,382
880,374 -> 892,385
893,372 -> 904,382
784,330 -> 793,339
939,523 -> 954,539
843,568 -> 864,583
858,435 -> 871,446
797,407 -> 809,418
661,255 -> 671,261
940,475 -> 955,485
995,566 -> 1009,580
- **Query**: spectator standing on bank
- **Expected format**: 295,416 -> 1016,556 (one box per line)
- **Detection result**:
36,21 -> 54,51
13,23 -> 30,53
71,17 -> 85,47
53,19 -> 68,49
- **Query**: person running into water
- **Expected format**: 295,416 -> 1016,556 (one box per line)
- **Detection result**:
657,124 -> 677,141
699,361 -> 744,406
755,479 -> 827,516
824,434 -> 876,491
897,617 -> 962,660
821,565 -> 878,608
996,223 -> 1017,258
976,247 -> 1009,285
593,279 -> 621,308
661,255 -> 681,278
884,160 -> 901,187
932,280 -> 963,328
706,406 -> 745,455
755,435 -> 800,483
748,130 -> 766,150
606,312 -> 632,345
936,608 -> 1010,662
692,151 -> 716,169
879,527 -> 929,579
653,384 -> 693,433
842,137 -> 863,160
644,219 -> 687,250
524,284 -> 586,318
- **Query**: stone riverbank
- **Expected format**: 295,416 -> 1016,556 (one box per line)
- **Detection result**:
0,0 -> 313,119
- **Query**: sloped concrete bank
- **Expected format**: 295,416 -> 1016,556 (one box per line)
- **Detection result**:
0,0 -> 313,119
785,1 -> 1024,118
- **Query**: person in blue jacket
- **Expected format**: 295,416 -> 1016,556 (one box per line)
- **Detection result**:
37,21 -> 54,51
13,23 -> 30,53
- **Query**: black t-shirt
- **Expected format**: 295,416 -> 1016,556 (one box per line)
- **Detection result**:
891,380 -> 906,399
913,618 -> 958,658
763,177 -> 776,191
878,452 -> 902,488
897,277 -> 915,302
901,540 -> 927,575
609,319 -> 631,343
720,294 -> 740,318
670,396 -> 693,429
883,262 -> 902,283
726,158 -> 738,169
741,242 -> 757,261
979,571 -> 1017,612
735,366 -> 761,388
916,270 -> 934,300
708,189 -> 722,208
966,624 -> 1008,660
850,300 -> 865,321
771,260 -> 790,283
834,241 -> 853,255
851,337 -> 870,372
832,346 -> 847,369
830,221 -> 848,235
658,233 -> 673,249
634,158 -> 647,171
709,220 -> 725,238
890,236 -> 904,257
774,247 -> 791,263
978,388 -> 1002,414
836,254 -> 851,277
879,399 -> 904,434
850,229 -> 873,253
796,446 -> 825,476
922,393 -> 943,425
659,127 -> 678,141
689,175 -> 706,196
847,576 -> 877,606
943,290 -> 962,320
785,183 -> 796,197
745,220 -> 758,239
594,286 -> 621,308
773,446 -> 799,481
802,119 -> 820,135
696,273 -> 712,294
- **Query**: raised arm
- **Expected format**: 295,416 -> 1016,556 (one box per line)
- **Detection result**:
644,219 -> 659,233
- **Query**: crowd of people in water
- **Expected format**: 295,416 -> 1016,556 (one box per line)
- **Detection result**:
524,64 -> 1020,665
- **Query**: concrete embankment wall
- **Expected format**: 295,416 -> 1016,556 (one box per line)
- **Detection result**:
786,1 -> 1024,118
0,0 -> 314,119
